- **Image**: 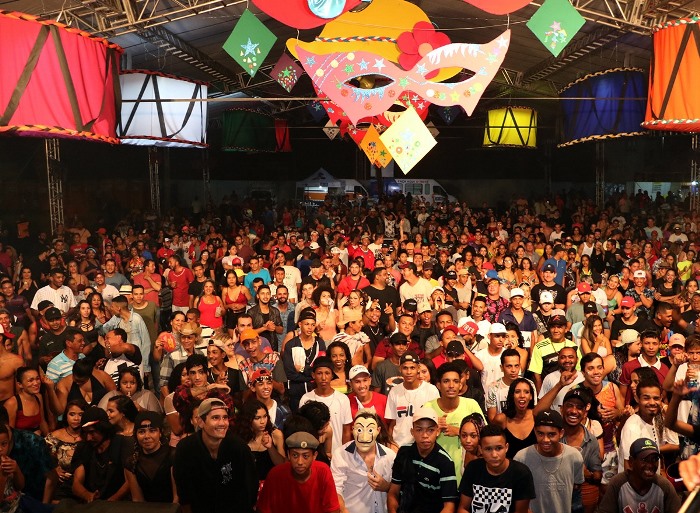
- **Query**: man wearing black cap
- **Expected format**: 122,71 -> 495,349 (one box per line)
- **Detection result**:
514,410 -> 584,513
258,432 -> 340,513
124,411 -> 175,502
30,267 -> 76,318
529,312 -> 582,393
72,406 -> 134,502
386,351 -> 439,447
37,306 -> 69,368
598,438 -> 681,513
299,356 -> 353,453
307,258 -> 334,290
174,398 -> 258,513
560,388 -> 603,511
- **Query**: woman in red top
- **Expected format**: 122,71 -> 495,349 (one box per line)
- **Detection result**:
222,270 -> 252,334
195,280 -> 224,329
5,367 -> 48,436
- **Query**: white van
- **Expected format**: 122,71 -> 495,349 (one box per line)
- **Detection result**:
368,178 -> 457,204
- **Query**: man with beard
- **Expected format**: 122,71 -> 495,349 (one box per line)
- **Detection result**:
272,284 -> 295,341
71,406 -> 133,502
174,398 -> 258,513
248,285 -> 283,352
363,267 -> 401,325
331,410 -> 396,513
599,439 -> 680,513
537,346 -> 584,410
336,259 -> 370,301
259,432 -> 340,513
618,380 -> 678,473
31,267 -> 76,317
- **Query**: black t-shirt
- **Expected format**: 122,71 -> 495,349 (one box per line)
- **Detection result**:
363,285 -> 401,324
39,329 -> 69,358
72,435 -> 134,500
459,458 -> 536,513
531,283 -> 567,306
362,323 -> 390,354
609,316 -> 653,342
173,432 -> 258,513
188,279 -> 206,299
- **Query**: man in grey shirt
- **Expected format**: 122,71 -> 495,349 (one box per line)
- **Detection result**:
514,410 -> 584,513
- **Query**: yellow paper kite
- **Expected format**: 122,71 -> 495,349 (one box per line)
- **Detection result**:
379,106 -> 436,174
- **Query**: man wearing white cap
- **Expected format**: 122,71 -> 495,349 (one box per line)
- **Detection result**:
333,308 -> 371,366
625,269 -> 654,319
532,290 -> 555,340
348,365 -> 387,422
388,407 -> 458,513
474,323 -> 508,390
497,288 -> 538,349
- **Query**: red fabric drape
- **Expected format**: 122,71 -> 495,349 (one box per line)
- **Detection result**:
274,118 -> 292,152
0,11 -> 122,142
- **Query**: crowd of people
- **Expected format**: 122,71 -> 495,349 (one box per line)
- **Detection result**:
1,188 -> 700,513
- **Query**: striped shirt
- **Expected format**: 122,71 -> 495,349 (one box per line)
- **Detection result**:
391,442 -> 458,513
46,351 -> 85,383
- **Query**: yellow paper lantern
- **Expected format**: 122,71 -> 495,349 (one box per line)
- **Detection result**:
483,106 -> 537,148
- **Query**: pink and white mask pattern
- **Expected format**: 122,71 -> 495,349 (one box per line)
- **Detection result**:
297,29 -> 510,125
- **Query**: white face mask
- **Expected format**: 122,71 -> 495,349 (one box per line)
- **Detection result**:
353,417 -> 379,454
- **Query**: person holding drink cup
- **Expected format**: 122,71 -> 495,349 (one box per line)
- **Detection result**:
193,279 -> 224,330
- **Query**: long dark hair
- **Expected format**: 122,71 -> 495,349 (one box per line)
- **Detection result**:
235,399 -> 273,443
503,378 -> 536,419
108,395 -> 138,422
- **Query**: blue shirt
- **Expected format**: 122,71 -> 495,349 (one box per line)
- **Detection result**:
544,257 -> 567,286
244,269 -> 271,298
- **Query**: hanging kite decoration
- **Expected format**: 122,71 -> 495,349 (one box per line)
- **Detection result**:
0,10 -> 122,143
223,9 -> 277,77
379,106 -> 437,174
559,68 -> 646,146
307,101 -> 328,122
360,125 -> 393,167
118,71 -> 208,148
526,0 -> 585,57
436,105 -> 463,125
643,17 -> 700,132
272,53 -> 304,92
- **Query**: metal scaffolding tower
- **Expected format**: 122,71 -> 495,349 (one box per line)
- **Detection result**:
45,139 -> 64,234
595,141 -> 605,207
691,135 -> 699,213
148,146 -> 161,215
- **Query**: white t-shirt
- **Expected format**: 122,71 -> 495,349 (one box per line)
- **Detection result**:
474,347 -> 505,390
538,370 -> 584,410
618,413 -> 679,473
299,389 -> 353,453
399,277 -> 434,306
31,285 -> 77,314
281,265 -> 302,302
385,381 -> 440,446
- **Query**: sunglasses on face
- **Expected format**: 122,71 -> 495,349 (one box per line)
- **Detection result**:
254,376 -> 273,384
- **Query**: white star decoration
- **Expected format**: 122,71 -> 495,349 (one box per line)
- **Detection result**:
373,59 -> 386,71
240,38 -> 259,56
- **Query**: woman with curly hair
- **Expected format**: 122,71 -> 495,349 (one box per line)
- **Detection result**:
312,285 -> 339,343
493,377 -> 537,459
235,400 -> 285,486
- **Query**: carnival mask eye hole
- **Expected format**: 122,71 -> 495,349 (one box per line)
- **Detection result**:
345,74 -> 394,90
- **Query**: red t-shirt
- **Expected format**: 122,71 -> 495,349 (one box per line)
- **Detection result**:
132,272 -> 162,305
348,391 -> 388,424
168,268 -> 194,307
337,275 -> 370,297
374,339 -> 424,359
257,461 -> 340,513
